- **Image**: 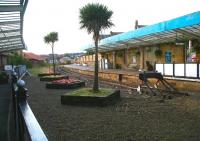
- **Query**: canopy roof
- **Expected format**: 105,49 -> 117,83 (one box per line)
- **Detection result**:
0,0 -> 28,53
85,11 -> 200,52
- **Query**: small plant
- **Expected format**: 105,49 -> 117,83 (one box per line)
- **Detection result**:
135,50 -> 140,56
146,47 -> 151,52
116,51 -> 123,57
154,48 -> 163,58
0,71 -> 8,84
115,64 -> 122,69
192,39 -> 200,53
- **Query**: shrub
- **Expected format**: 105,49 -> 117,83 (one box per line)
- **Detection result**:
154,48 -> 163,58
9,53 -> 32,68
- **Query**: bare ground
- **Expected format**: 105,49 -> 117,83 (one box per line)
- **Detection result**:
24,72 -> 200,141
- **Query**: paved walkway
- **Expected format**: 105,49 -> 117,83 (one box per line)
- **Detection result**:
0,83 -> 11,141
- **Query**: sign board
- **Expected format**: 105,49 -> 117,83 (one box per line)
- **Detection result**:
4,65 -> 12,71
165,51 -> 171,63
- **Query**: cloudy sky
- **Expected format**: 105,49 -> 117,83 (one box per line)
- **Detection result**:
23,0 -> 200,55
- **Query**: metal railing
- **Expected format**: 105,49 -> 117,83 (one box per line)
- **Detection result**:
11,65 -> 48,141
155,61 -> 200,79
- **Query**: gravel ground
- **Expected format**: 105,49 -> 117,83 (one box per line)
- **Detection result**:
24,72 -> 200,141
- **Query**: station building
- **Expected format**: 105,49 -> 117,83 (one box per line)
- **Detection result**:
77,11 -> 200,72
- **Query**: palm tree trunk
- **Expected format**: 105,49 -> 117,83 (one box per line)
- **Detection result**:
51,43 -> 56,75
93,38 -> 99,92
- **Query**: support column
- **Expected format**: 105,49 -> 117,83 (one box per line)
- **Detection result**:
125,49 -> 129,67
112,51 -> 116,69
139,47 -> 144,70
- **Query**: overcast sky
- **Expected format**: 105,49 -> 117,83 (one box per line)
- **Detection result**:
23,0 -> 200,55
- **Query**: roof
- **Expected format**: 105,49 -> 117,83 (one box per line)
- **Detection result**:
23,52 -> 44,61
0,0 -> 28,53
84,11 -> 200,52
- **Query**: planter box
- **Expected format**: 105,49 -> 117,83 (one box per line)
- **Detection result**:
61,90 -> 120,106
46,81 -> 85,89
38,73 -> 61,77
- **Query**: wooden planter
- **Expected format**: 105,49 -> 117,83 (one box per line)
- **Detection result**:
61,90 -> 120,106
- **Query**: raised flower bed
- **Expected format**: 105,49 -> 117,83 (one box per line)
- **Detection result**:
61,88 -> 120,106
40,75 -> 66,81
46,77 -> 85,89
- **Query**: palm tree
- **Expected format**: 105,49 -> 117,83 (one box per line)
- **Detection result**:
44,32 -> 58,75
79,3 -> 114,92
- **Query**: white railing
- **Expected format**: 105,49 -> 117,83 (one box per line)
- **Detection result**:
156,62 -> 200,79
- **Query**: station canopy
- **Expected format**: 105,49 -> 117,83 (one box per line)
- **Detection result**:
84,11 -> 200,52
0,0 -> 28,53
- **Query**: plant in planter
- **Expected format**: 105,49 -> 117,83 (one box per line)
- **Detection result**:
0,71 -> 9,84
61,88 -> 120,106
154,48 -> 163,58
115,64 -> 122,69
40,75 -> 66,81
135,50 -> 140,56
145,47 -> 151,52
116,51 -> 123,58
46,77 -> 85,89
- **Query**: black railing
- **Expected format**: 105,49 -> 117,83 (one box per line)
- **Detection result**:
11,65 -> 48,141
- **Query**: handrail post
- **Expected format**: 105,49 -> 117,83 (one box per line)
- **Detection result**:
197,61 -> 199,79
173,61 -> 175,77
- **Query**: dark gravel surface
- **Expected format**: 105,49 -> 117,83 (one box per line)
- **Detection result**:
24,72 -> 200,141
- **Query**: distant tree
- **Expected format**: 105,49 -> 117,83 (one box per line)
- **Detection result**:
44,32 -> 58,75
9,53 -> 32,68
79,3 -> 114,92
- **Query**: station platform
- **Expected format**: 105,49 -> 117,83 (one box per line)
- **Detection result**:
63,64 -> 200,91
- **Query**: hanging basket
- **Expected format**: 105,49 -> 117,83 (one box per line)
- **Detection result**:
154,48 -> 163,58
192,39 -> 200,53
135,50 -> 140,56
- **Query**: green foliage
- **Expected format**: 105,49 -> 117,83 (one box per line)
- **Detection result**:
115,64 -> 122,69
116,51 -> 123,57
44,31 -> 59,75
79,3 -> 114,91
192,39 -> 200,53
154,48 -> 163,58
79,3 -> 114,35
135,50 -> 140,56
44,32 -> 58,44
0,71 -> 7,77
9,53 -> 32,68
86,50 -> 94,55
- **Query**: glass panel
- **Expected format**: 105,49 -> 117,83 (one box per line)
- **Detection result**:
186,64 -> 197,77
164,64 -> 173,76
156,64 -> 163,74
175,64 -> 184,76
199,64 -> 200,78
